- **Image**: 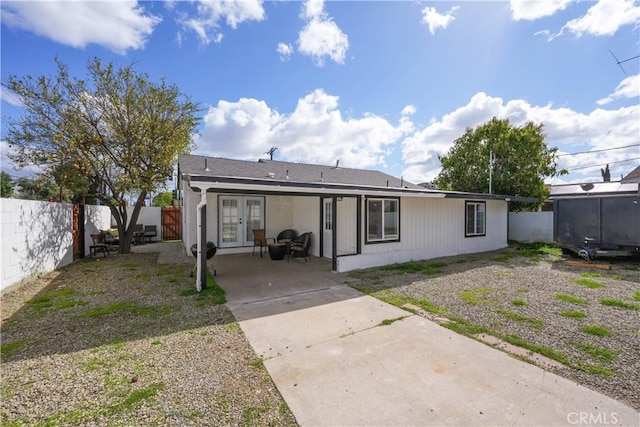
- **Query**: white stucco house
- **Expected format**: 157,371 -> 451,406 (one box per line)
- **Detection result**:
178,155 -> 534,288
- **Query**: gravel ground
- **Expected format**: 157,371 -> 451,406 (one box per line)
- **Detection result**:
348,246 -> 640,411
1,252 -> 297,426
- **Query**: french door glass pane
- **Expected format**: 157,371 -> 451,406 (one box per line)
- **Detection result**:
245,199 -> 262,242
222,199 -> 238,242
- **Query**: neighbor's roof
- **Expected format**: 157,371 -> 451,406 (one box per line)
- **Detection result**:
179,155 -> 420,189
178,154 -> 537,203
622,166 -> 640,183
549,181 -> 639,197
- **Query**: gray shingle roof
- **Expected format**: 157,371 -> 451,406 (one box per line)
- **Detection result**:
179,154 -> 420,189
622,166 -> 640,183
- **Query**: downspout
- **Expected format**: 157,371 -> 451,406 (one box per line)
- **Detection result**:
196,190 -> 207,292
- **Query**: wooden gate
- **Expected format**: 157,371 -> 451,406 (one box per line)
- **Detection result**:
72,205 -> 82,259
161,206 -> 182,241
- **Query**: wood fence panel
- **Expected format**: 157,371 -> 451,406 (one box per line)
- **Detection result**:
161,206 -> 182,241
72,204 -> 82,259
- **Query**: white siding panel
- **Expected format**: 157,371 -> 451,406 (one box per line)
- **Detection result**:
336,197 -> 357,255
293,197 -> 320,256
338,198 -> 508,272
266,196 -> 294,239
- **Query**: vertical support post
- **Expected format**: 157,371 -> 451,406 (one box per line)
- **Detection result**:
332,195 -> 338,271
196,190 -> 208,292
356,195 -> 362,255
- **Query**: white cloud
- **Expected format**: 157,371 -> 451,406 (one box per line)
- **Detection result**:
194,89 -> 411,170
176,0 -> 265,45
561,0 -> 640,37
400,92 -> 640,184
302,0 -> 325,20
510,0 -> 572,20
298,18 -> 349,66
597,74 -> 640,105
277,42 -> 293,62
420,6 -> 460,35
0,140 -> 42,179
0,1 -> 160,54
545,0 -> 640,40
1,86 -> 23,107
295,0 -> 349,66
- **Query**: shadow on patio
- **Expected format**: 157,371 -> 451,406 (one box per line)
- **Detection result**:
205,251 -> 362,322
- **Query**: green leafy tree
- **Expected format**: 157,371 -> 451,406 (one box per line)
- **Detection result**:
435,117 -> 566,211
152,191 -> 174,207
14,175 -> 69,201
1,172 -> 14,198
4,57 -> 200,253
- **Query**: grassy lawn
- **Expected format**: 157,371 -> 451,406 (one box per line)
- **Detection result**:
0,252 -> 296,427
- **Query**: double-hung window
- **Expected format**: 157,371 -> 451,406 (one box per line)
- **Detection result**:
367,198 -> 399,243
465,201 -> 486,237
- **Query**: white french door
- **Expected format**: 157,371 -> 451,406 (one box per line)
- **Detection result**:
218,196 -> 265,248
323,198 -> 333,259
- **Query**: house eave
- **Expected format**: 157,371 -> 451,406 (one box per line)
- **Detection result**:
183,173 -> 527,201
184,174 -> 445,197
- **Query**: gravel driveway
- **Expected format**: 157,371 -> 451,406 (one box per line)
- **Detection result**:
348,245 -> 640,411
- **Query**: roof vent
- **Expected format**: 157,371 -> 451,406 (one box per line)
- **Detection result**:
268,172 -> 275,178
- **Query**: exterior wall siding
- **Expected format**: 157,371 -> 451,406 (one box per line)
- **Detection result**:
180,184 -> 509,272
292,196 -> 320,256
337,197 -> 507,272
336,197 -> 357,256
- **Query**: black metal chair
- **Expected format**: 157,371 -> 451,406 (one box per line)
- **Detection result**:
89,233 -> 110,258
277,229 -> 298,242
132,224 -> 145,245
288,232 -> 312,262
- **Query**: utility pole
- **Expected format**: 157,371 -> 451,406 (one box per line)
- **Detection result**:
489,151 -> 495,194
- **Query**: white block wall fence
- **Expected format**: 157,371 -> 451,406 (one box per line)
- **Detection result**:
508,211 -> 554,243
1,199 -> 111,291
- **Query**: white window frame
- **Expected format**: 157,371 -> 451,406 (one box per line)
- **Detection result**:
465,201 -> 486,237
366,198 -> 399,243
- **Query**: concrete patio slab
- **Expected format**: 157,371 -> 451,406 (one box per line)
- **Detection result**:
260,312 -> 639,426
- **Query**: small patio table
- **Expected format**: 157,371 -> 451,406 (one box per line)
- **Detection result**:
268,243 -> 287,260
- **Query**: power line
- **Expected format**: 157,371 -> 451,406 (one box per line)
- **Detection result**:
557,143 -> 640,157
568,157 -> 640,171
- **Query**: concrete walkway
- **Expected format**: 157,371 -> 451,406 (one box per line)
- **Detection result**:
144,244 -> 640,426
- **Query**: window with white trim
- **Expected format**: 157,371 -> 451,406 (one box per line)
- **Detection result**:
465,201 -> 486,237
367,198 -> 399,242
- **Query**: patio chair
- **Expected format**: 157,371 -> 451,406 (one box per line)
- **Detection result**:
288,232 -> 312,263
132,223 -> 145,245
252,229 -> 274,258
89,233 -> 110,258
277,229 -> 298,243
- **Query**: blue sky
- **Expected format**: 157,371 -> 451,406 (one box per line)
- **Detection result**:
1,0 -> 639,186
